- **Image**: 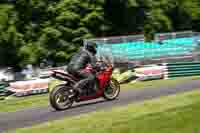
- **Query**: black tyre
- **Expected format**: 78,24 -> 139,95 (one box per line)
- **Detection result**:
103,78 -> 120,100
49,84 -> 74,111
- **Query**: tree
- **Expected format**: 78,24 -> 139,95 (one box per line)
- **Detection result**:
0,0 -> 200,68
0,4 -> 24,68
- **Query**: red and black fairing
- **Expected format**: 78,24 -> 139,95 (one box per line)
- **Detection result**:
77,65 -> 113,101
51,64 -> 113,102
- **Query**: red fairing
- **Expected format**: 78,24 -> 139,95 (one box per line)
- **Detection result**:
97,66 -> 113,89
78,66 -> 113,101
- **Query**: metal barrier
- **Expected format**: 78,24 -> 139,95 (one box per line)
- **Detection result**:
163,62 -> 200,79
154,31 -> 194,41
84,31 -> 200,68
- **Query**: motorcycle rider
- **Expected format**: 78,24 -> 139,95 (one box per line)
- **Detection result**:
67,41 -> 99,96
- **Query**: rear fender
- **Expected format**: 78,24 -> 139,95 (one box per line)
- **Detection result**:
52,73 -> 76,84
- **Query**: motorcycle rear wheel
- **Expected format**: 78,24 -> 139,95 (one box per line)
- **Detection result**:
49,84 -> 74,111
103,78 -> 120,100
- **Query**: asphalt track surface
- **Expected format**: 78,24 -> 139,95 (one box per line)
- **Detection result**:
1,80 -> 200,132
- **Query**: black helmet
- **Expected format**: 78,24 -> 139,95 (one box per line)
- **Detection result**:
85,42 -> 97,55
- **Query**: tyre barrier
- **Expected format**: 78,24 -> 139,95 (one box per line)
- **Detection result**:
13,88 -> 49,97
0,83 -> 7,93
163,62 -> 200,79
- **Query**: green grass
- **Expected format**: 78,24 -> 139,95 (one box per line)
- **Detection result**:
0,96 -> 5,100
6,89 -> 200,133
0,94 -> 49,112
0,76 -> 199,113
121,76 -> 200,90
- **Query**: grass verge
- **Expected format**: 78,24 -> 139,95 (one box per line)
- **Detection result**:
0,76 -> 199,113
121,76 -> 200,90
0,94 -> 49,112
6,89 -> 200,133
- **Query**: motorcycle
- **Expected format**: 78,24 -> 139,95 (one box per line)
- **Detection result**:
49,61 -> 120,110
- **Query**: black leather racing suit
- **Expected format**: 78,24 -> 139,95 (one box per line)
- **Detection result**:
67,48 -> 98,94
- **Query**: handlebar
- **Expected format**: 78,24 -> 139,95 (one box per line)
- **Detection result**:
96,61 -> 113,72
86,61 -> 113,72
96,61 -> 112,67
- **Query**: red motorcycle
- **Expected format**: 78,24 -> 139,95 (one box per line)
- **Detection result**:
49,61 -> 120,110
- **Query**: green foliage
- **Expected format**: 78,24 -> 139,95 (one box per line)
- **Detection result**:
0,0 -> 199,68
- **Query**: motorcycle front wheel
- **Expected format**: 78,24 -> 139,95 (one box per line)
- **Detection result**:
49,84 -> 74,111
103,78 -> 120,100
